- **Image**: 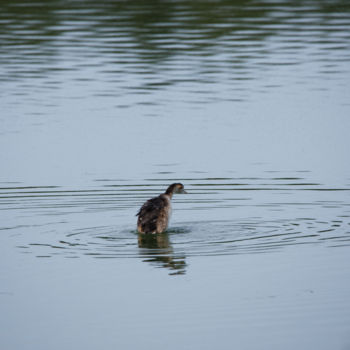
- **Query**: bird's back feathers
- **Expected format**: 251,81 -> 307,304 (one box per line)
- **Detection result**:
136,194 -> 170,233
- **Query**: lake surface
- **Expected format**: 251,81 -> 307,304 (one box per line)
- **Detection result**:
1,1 -> 350,349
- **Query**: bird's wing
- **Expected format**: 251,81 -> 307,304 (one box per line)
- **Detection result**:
136,196 -> 166,219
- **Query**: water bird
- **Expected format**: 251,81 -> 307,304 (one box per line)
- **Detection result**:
137,183 -> 187,234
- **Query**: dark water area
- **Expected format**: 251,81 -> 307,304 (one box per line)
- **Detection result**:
1,1 -> 350,349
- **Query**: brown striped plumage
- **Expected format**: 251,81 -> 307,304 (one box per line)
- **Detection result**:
136,183 -> 187,234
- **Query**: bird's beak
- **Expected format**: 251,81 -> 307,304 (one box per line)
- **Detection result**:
181,189 -> 188,194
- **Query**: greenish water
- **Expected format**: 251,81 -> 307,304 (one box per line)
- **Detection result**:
1,1 -> 350,349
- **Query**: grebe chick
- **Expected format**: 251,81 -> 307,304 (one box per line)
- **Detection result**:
136,183 -> 187,234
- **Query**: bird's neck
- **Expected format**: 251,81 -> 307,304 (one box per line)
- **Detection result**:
164,192 -> 173,200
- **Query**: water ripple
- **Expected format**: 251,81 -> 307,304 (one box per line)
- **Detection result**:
2,176 -> 349,274
1,0 -> 349,106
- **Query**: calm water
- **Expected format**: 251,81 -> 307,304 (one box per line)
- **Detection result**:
1,1 -> 350,349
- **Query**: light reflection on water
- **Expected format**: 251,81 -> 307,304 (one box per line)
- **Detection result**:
1,1 -> 350,348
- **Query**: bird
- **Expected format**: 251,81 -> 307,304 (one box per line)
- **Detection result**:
136,183 -> 187,234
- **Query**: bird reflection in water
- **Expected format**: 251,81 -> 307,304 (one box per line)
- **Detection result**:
138,233 -> 186,275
